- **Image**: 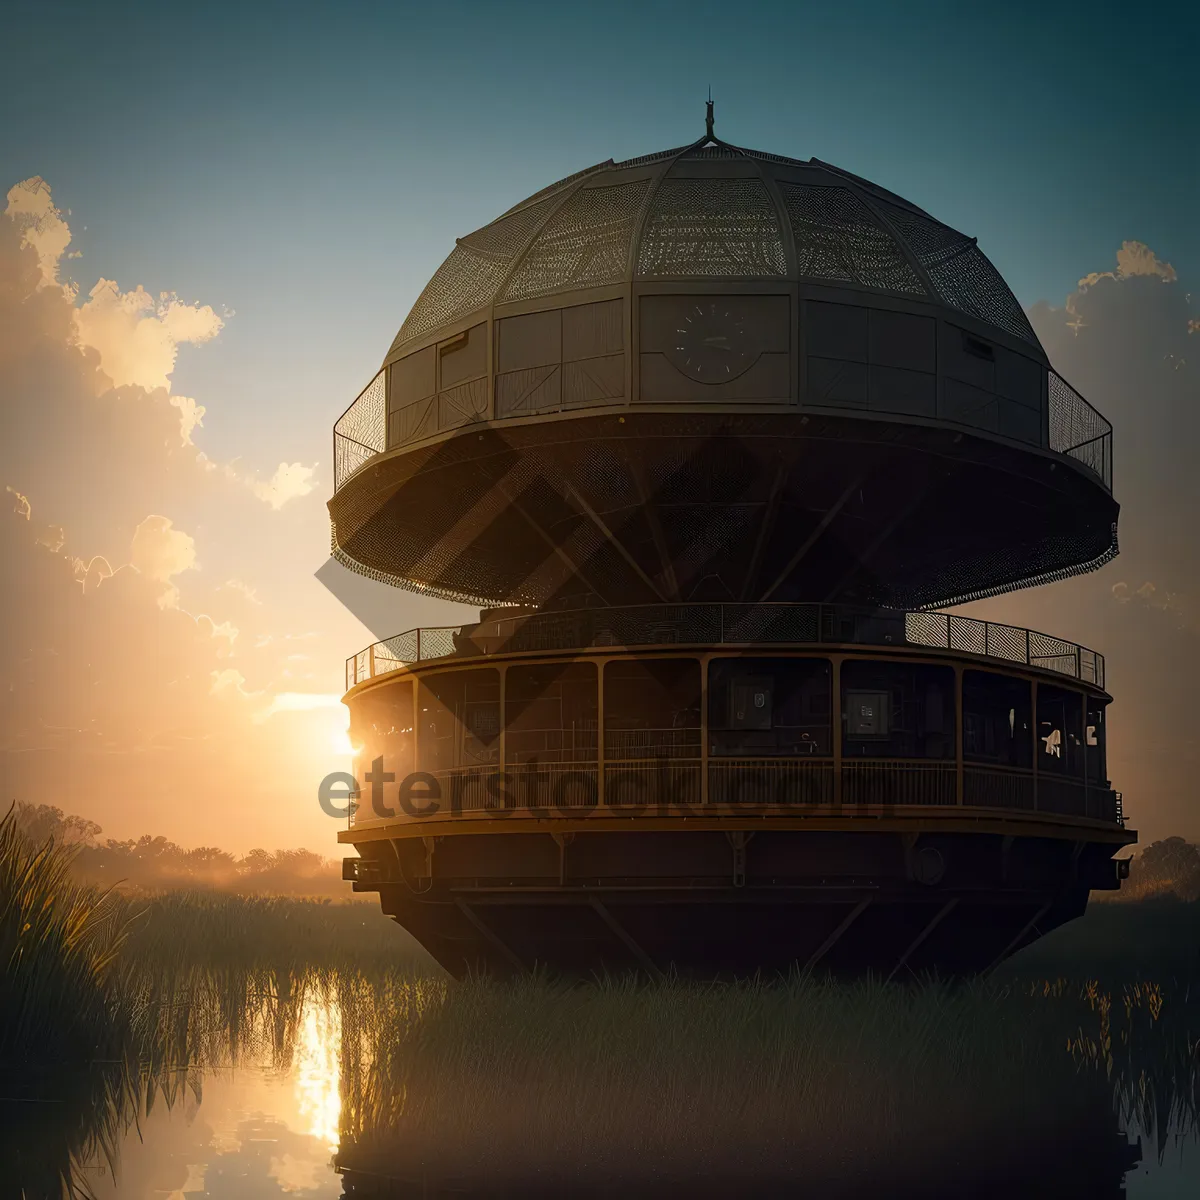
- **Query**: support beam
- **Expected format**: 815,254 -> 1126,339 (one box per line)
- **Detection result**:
985,899 -> 1052,975
761,475 -> 864,602
823,483 -> 926,603
562,482 -> 668,603
628,458 -> 682,602
804,897 -> 871,973
454,898 -> 525,973
496,479 -> 612,604
589,897 -> 665,981
741,458 -> 787,601
886,898 -> 958,982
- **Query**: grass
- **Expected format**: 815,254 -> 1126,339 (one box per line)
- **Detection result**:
337,971 -> 1136,1193
3,804 -> 1198,1196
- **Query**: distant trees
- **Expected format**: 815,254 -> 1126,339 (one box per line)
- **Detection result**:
9,802 -> 343,897
1126,836 -> 1200,901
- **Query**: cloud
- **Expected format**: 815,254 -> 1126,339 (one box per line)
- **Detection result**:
130,514 -> 197,582
257,691 -> 343,720
4,176 -> 72,287
74,279 -> 224,393
220,579 -> 262,605
251,461 -> 317,509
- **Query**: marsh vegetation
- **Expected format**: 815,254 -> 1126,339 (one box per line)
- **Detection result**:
3,807 -> 1199,1197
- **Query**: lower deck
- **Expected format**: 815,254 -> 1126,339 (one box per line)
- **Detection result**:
342,814 -> 1132,978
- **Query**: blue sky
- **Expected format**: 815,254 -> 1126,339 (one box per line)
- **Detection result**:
3,0 -> 1195,471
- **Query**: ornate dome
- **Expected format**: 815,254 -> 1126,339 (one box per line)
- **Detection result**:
386,123 -> 1040,362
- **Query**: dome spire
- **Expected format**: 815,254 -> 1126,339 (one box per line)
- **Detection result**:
705,89 -> 715,141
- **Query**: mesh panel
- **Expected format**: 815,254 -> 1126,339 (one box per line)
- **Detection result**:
496,160 -> 612,217
778,184 -> 925,295
1049,371 -> 1113,488
636,178 -> 788,278
904,611 -> 949,649
391,195 -> 560,350
501,180 -> 650,301
392,247 -> 509,347
879,205 -> 1039,345
947,616 -> 987,656
333,371 -> 386,489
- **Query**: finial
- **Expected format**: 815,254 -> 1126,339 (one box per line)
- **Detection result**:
705,90 -> 714,141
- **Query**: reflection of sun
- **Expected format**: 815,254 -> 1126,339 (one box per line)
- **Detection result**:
294,989 -> 342,1153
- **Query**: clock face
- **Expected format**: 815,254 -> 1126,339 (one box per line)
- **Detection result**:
667,301 -> 756,382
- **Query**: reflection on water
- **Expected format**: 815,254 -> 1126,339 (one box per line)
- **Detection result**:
295,988 -> 343,1155
14,966 -> 1200,1198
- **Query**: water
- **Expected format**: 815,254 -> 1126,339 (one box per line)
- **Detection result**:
13,968 -> 1200,1198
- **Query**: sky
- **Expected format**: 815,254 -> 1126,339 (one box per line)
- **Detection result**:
0,0 -> 1196,851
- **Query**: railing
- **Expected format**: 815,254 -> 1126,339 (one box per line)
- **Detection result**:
332,366 -> 1113,496
709,759 -> 834,806
355,761 -> 1123,825
334,370 -> 386,491
345,603 -> 1105,690
1049,369 -> 1113,491
842,761 -> 957,806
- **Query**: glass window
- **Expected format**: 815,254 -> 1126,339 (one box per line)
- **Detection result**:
963,670 -> 1032,768
351,679 -> 414,789
419,668 -> 500,774
505,662 -> 598,766
604,659 -> 701,760
841,660 -> 955,759
709,658 -> 832,757
1037,685 -> 1084,778
1086,697 -> 1108,786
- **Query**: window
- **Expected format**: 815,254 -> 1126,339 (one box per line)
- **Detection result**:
1037,685 -> 1084,778
841,660 -> 954,759
964,671 -> 1032,768
505,662 -> 598,766
419,669 -> 500,774
709,658 -> 832,757
351,680 -> 414,789
604,659 -> 701,760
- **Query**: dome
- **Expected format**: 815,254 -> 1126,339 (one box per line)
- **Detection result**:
331,117 -> 1115,613
386,130 -> 1040,361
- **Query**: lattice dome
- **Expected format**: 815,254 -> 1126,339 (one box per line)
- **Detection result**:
387,135 -> 1040,359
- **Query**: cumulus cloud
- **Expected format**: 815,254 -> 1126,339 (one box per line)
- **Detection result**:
0,176 -> 366,851
74,279 -> 224,393
251,462 -> 317,509
4,176 -> 72,287
130,514 -> 197,582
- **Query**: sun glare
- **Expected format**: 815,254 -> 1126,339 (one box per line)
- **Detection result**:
294,988 -> 342,1153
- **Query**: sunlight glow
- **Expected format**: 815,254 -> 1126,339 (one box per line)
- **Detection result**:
294,988 -> 342,1153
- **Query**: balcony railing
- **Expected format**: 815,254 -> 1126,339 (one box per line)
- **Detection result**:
345,603 -> 1105,691
334,370 -> 386,492
332,366 -> 1114,495
1049,369 -> 1112,490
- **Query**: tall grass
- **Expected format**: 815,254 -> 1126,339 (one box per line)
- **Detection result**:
0,806 -> 128,1066
339,970 -> 1123,1191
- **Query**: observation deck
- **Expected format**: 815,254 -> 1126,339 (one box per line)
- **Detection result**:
339,603 -> 1132,978
329,139 -> 1116,611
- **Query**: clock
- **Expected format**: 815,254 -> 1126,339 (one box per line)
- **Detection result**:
666,301 -> 756,382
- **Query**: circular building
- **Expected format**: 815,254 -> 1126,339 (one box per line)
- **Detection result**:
333,114 -> 1134,978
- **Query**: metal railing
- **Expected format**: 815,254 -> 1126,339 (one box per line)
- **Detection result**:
345,603 -> 1105,690
334,370 -> 386,491
1049,369 -> 1112,491
332,366 -> 1114,496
